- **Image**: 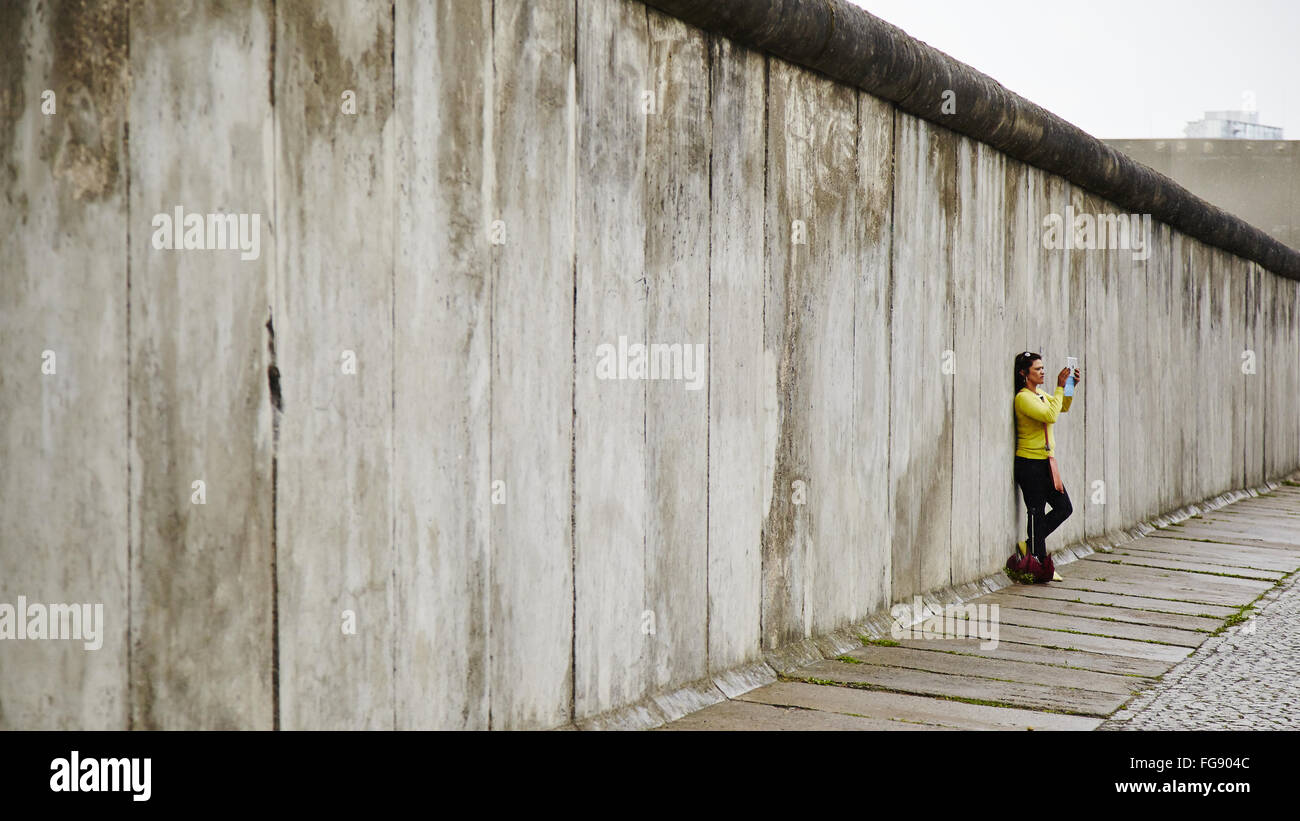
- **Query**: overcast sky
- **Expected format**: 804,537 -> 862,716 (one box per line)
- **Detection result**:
847,0 -> 1299,140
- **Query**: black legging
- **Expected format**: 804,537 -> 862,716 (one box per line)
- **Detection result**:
1014,455 -> 1073,561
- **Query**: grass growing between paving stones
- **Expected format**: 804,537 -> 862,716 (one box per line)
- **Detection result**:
1106,558 -> 1275,581
860,636 -> 899,647
1004,593 -> 1222,629
1052,586 -> 1233,608
1215,607 -> 1254,635
1020,591 -> 1226,621
864,641 -> 1158,679
1199,570 -> 1292,636
823,650 -> 1149,695
1014,625 -> 1192,648
835,655 -> 865,664
781,674 -> 1094,717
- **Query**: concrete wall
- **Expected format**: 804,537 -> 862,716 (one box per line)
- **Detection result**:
2,0 -> 1298,730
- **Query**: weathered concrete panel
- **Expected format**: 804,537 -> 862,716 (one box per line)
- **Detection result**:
1280,279 -> 1300,478
127,0 -> 275,729
273,0 -> 394,732
1035,173 -> 1081,548
1083,192 -> 1119,539
950,135 -> 981,583
888,114 -> 954,601
573,0 -> 649,718
1267,278 -> 1285,482
0,0 -> 128,729
1171,231 -> 1195,501
706,36 -> 765,672
1229,251 -> 1249,491
851,90 -> 894,618
1164,227 -> 1187,507
644,8 -> 709,690
1185,236 -> 1201,501
1192,237 -> 1213,499
489,0 -> 576,731
1003,158 -> 1034,538
801,78 -> 860,636
1060,182 -> 1090,547
1077,191 -> 1100,537
974,143 -> 1012,575
1020,167 -> 1050,358
1208,240 -> 1236,497
762,59 -> 859,644
1139,220 -> 1169,522
1243,262 -> 1265,487
1114,213 -> 1141,529
393,0 -> 491,729
1185,229 -> 1201,501
1290,281 -> 1300,477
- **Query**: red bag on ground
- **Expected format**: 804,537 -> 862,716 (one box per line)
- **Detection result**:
1006,550 -> 1054,583
1033,553 -> 1055,583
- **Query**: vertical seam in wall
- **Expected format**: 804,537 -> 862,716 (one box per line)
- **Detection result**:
644,4 -> 655,701
886,105 -> 897,600
389,0 -> 397,732
975,151 -> 983,572
703,33 -> 713,678
850,91 -> 859,617
124,0 -> 133,732
1259,270 -> 1266,481
758,52 -> 768,652
1082,190 -> 1088,540
949,133 -> 956,587
640,0 -> 650,697
569,0 -> 579,726
269,0 -> 280,733
485,0 -> 497,731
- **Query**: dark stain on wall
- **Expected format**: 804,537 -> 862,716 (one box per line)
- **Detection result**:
0,1 -> 30,198
277,2 -> 392,189
46,0 -> 127,205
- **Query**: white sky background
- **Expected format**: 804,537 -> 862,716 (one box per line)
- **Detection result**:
847,0 -> 1300,140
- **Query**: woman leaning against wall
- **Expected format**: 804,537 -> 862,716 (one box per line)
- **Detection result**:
1010,352 -> 1082,583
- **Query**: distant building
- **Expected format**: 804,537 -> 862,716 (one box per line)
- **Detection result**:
1184,110 -> 1283,140
1104,137 -> 1299,252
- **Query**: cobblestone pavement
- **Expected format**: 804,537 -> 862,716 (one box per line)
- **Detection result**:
1101,568 -> 1300,730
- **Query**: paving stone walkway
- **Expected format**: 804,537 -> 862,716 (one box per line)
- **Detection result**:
1100,548 -> 1300,730
661,483 -> 1300,731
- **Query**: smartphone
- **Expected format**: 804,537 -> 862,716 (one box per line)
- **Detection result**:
1065,356 -> 1078,396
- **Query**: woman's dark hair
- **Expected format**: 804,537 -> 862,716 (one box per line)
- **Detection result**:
1014,351 -> 1042,392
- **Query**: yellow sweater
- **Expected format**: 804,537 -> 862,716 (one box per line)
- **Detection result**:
1014,385 -> 1072,459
